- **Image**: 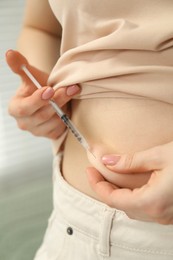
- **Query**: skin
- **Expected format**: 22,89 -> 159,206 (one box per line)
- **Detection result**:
87,141 -> 173,224
6,50 -> 80,140
5,0 -> 76,142
6,0 -> 173,225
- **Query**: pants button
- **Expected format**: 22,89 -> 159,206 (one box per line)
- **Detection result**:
67,227 -> 73,235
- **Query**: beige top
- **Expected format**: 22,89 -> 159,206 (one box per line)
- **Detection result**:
48,0 -> 173,104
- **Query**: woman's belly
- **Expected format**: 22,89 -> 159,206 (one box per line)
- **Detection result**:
62,97 -> 173,200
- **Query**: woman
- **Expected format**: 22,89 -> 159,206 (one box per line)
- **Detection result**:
6,0 -> 173,259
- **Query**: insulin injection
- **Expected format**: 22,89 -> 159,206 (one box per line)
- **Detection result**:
21,65 -> 94,156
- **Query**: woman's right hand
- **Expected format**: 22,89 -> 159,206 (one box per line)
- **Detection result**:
6,50 -> 80,139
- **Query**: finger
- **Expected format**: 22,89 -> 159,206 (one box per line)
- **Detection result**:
102,145 -> 163,174
32,104 -> 56,125
53,84 -> 80,108
87,168 -> 173,224
17,111 -> 65,138
16,103 -> 55,129
86,168 -> 149,221
6,49 -> 28,74
31,117 -> 66,139
46,125 -> 66,139
19,83 -> 80,116
23,86 -> 55,115
87,167 -> 147,210
5,50 -> 48,87
86,167 -> 121,206
154,218 -> 172,225
8,86 -> 55,117
86,168 -> 154,222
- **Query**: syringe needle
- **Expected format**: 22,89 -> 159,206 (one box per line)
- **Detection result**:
21,65 -> 95,157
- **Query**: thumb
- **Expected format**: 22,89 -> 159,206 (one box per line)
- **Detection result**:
5,49 -> 48,87
101,145 -> 163,173
6,49 -> 28,75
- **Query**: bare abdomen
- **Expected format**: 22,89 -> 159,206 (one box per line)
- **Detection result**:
62,97 -> 173,199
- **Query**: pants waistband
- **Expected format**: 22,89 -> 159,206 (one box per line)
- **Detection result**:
52,154 -> 173,258
53,154 -> 127,256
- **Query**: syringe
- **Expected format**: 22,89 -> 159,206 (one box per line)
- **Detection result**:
21,65 -> 93,155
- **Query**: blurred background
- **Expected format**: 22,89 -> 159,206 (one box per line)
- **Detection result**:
0,1 -> 53,259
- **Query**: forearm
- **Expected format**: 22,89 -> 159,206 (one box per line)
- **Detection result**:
16,0 -> 62,73
7,0 -> 71,155
17,26 -> 60,73
18,28 -> 63,153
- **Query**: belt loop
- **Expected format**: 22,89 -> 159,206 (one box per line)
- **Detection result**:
98,208 -> 115,257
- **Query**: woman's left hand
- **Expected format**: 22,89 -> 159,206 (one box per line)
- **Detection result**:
87,142 -> 173,224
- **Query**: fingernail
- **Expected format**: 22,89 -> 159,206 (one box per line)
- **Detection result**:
102,155 -> 121,165
42,87 -> 54,100
66,85 -> 80,96
5,49 -> 13,57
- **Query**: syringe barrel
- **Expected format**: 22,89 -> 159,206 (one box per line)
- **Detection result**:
61,114 -> 90,150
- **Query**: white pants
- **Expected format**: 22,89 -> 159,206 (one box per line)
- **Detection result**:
34,154 -> 173,260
